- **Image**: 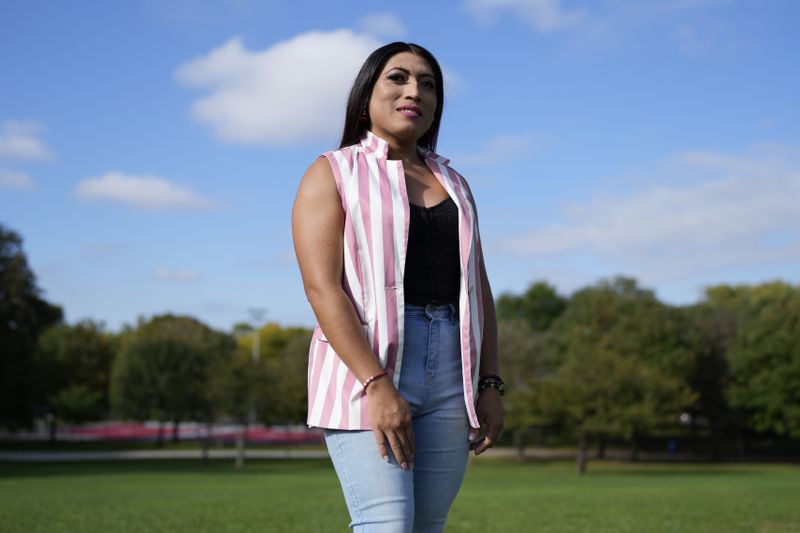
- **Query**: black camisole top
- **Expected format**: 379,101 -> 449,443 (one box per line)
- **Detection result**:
403,196 -> 461,306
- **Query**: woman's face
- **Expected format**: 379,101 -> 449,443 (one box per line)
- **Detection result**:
367,51 -> 438,147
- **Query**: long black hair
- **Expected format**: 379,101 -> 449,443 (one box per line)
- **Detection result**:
339,42 -> 445,152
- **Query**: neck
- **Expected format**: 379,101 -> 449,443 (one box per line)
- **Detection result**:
387,143 -> 421,164
371,129 -> 424,164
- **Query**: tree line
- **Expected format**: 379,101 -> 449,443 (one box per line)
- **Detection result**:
2,223 -> 798,472
1,224 -> 311,453
496,277 -> 799,472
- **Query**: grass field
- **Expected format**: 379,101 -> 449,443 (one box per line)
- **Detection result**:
1,458 -> 798,532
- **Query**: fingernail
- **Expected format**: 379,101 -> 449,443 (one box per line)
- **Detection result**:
468,432 -> 477,440
401,462 -> 408,469
383,455 -> 389,462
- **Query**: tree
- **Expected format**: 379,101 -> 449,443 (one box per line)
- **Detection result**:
494,281 -> 569,460
546,276 -> 698,473
34,319 -> 116,439
213,325 -> 311,467
497,317 -> 551,459
0,224 -> 63,430
724,281 -> 800,439
208,344 -> 265,467
255,330 -> 311,426
681,285 -> 748,456
551,346 -> 694,473
231,321 -> 254,338
496,280 -> 567,332
239,322 -> 310,361
110,314 -> 235,446
234,322 -> 310,425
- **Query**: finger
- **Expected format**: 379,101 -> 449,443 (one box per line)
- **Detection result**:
468,424 -> 485,449
404,423 -> 415,459
486,421 -> 502,445
387,431 -> 409,469
372,429 -> 389,462
473,435 -> 494,456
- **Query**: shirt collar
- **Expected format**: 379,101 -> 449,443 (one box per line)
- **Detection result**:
358,130 -> 450,166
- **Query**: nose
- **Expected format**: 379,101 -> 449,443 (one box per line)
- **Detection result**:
403,79 -> 422,100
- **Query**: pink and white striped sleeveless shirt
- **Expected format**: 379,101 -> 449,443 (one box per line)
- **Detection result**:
306,130 -> 485,430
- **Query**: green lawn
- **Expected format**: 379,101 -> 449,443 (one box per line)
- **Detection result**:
0,439 -> 327,452
1,458 -> 798,532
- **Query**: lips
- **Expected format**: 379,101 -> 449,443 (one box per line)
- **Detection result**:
397,105 -> 422,117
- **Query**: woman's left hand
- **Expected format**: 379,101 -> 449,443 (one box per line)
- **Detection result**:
469,389 -> 503,455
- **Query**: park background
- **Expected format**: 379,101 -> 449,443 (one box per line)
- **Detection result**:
1,1 -> 799,531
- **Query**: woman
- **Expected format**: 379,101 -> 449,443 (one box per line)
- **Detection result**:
292,42 -> 504,532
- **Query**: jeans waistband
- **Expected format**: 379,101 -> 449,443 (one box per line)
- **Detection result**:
405,302 -> 458,321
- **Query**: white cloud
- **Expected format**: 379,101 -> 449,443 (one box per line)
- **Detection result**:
457,134 -> 543,165
463,0 -> 588,32
443,71 -> 466,96
357,13 -> 408,38
579,0 -> 733,55
0,120 -> 53,161
74,172 -> 216,210
81,242 -> 125,259
500,142 -> 800,282
0,167 -> 34,189
462,0 -> 732,56
154,267 -> 202,283
174,30 -> 381,145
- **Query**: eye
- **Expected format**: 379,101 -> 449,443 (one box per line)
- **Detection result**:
421,79 -> 436,89
388,73 -> 405,83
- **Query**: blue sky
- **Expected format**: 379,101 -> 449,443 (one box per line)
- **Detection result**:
1,0 -> 798,332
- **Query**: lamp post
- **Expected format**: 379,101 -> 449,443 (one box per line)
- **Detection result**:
248,307 -> 267,362
247,307 -> 267,431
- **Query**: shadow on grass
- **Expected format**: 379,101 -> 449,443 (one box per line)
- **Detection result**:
0,440 -> 326,452
4,456 -> 791,482
0,458 -> 334,480
471,457 -> 771,477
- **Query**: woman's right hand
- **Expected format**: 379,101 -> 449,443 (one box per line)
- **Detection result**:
366,378 -> 415,470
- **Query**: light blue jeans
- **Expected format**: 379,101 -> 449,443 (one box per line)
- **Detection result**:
324,303 -> 471,533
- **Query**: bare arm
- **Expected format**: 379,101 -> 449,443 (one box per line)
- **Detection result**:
292,156 -> 415,468
478,244 -> 499,376
292,156 -> 382,382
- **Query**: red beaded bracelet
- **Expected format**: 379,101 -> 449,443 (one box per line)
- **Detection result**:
362,371 -> 388,394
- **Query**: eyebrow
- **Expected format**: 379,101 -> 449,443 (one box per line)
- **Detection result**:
386,66 -> 435,79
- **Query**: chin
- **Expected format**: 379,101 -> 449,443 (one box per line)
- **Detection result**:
390,122 -> 427,140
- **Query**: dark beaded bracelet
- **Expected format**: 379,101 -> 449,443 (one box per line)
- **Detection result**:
478,381 -> 505,396
477,374 -> 506,396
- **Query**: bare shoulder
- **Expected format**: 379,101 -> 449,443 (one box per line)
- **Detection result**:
299,155 -> 336,192
294,155 -> 339,207
305,154 -> 334,179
